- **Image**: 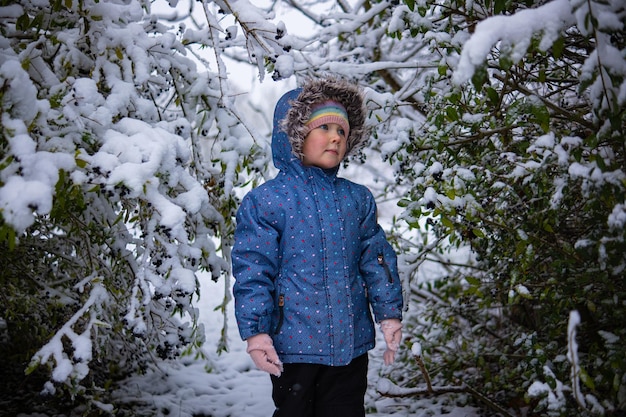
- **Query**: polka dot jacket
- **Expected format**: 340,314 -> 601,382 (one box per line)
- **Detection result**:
232,85 -> 403,367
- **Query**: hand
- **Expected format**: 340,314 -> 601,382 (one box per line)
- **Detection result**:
246,333 -> 284,377
380,319 -> 402,365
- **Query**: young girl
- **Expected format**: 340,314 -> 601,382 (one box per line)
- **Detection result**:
232,77 -> 403,417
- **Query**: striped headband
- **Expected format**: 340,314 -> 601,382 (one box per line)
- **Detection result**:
304,101 -> 350,139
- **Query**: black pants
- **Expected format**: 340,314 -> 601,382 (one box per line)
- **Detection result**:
270,354 -> 368,417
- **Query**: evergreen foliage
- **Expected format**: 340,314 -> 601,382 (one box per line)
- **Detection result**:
366,0 -> 626,415
0,0 -> 263,412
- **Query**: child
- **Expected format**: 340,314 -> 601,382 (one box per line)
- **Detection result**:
232,77 -> 403,417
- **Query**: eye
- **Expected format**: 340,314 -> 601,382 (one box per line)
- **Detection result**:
338,128 -> 346,137
318,124 -> 329,131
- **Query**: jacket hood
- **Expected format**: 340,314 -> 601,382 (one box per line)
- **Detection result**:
271,87 -> 302,173
272,78 -> 370,173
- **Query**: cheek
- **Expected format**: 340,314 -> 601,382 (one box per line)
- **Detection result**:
302,137 -> 314,153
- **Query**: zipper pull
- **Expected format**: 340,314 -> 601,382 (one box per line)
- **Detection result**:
378,253 -> 393,283
275,294 -> 285,335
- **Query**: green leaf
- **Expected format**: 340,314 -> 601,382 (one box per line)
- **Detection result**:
111,211 -> 125,226
472,228 -> 485,238
465,276 -> 481,286
538,68 -> 546,83
0,224 -> 17,251
407,220 -> 421,229
31,13 -> 44,29
447,91 -> 461,104
25,358 -> 41,376
552,37 -> 565,58
499,53 -> 514,71
542,221 -> 553,232
445,106 -> 459,121
579,368 -> 596,390
531,104 -> 550,132
16,13 -> 30,31
0,155 -> 14,170
494,0 -> 507,14
486,87 -> 499,105
471,65 -> 488,91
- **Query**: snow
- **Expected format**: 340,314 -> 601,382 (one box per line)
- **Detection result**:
172,267 -> 197,295
608,204 -> 626,231
0,4 -> 23,19
411,341 -> 422,357
274,54 -> 294,79
525,310 -> 608,414
0,115 -> 74,233
453,0 -> 576,85
0,60 -> 39,121
113,302 -> 277,416
423,187 -> 438,206
598,330 -> 620,345
567,310 -> 586,408
529,365 -> 568,411
109,277 -> 480,417
428,161 -> 443,176
515,284 -> 531,297
0,176 -> 52,232
31,283 -> 110,390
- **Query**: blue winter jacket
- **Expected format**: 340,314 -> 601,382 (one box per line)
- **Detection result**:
232,87 -> 403,366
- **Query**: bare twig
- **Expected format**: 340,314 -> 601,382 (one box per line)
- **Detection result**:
377,351 -> 516,417
460,380 -> 516,417
493,72 -> 594,131
414,353 -> 433,393
376,378 -> 466,397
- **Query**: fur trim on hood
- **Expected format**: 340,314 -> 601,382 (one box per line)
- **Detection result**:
281,77 -> 370,160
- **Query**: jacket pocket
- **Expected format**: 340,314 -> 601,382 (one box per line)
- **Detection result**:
274,294 -> 285,335
377,253 -> 393,283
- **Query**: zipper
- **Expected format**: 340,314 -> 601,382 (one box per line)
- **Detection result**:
274,294 -> 285,334
378,253 -> 393,283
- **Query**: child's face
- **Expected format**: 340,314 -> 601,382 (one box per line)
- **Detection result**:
301,123 -> 348,169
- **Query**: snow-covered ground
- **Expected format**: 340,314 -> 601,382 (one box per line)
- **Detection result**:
111,273 -> 481,417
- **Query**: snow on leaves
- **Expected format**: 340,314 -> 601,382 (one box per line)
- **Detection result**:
0,0 -> 252,397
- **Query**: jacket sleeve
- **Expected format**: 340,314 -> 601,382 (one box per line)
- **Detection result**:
358,187 -> 403,323
231,191 -> 280,340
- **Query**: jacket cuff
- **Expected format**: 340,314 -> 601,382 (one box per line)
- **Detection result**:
240,314 -> 272,340
374,306 -> 403,323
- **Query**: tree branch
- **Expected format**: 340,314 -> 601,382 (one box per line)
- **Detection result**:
377,377 -> 516,417
494,72 -> 595,131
